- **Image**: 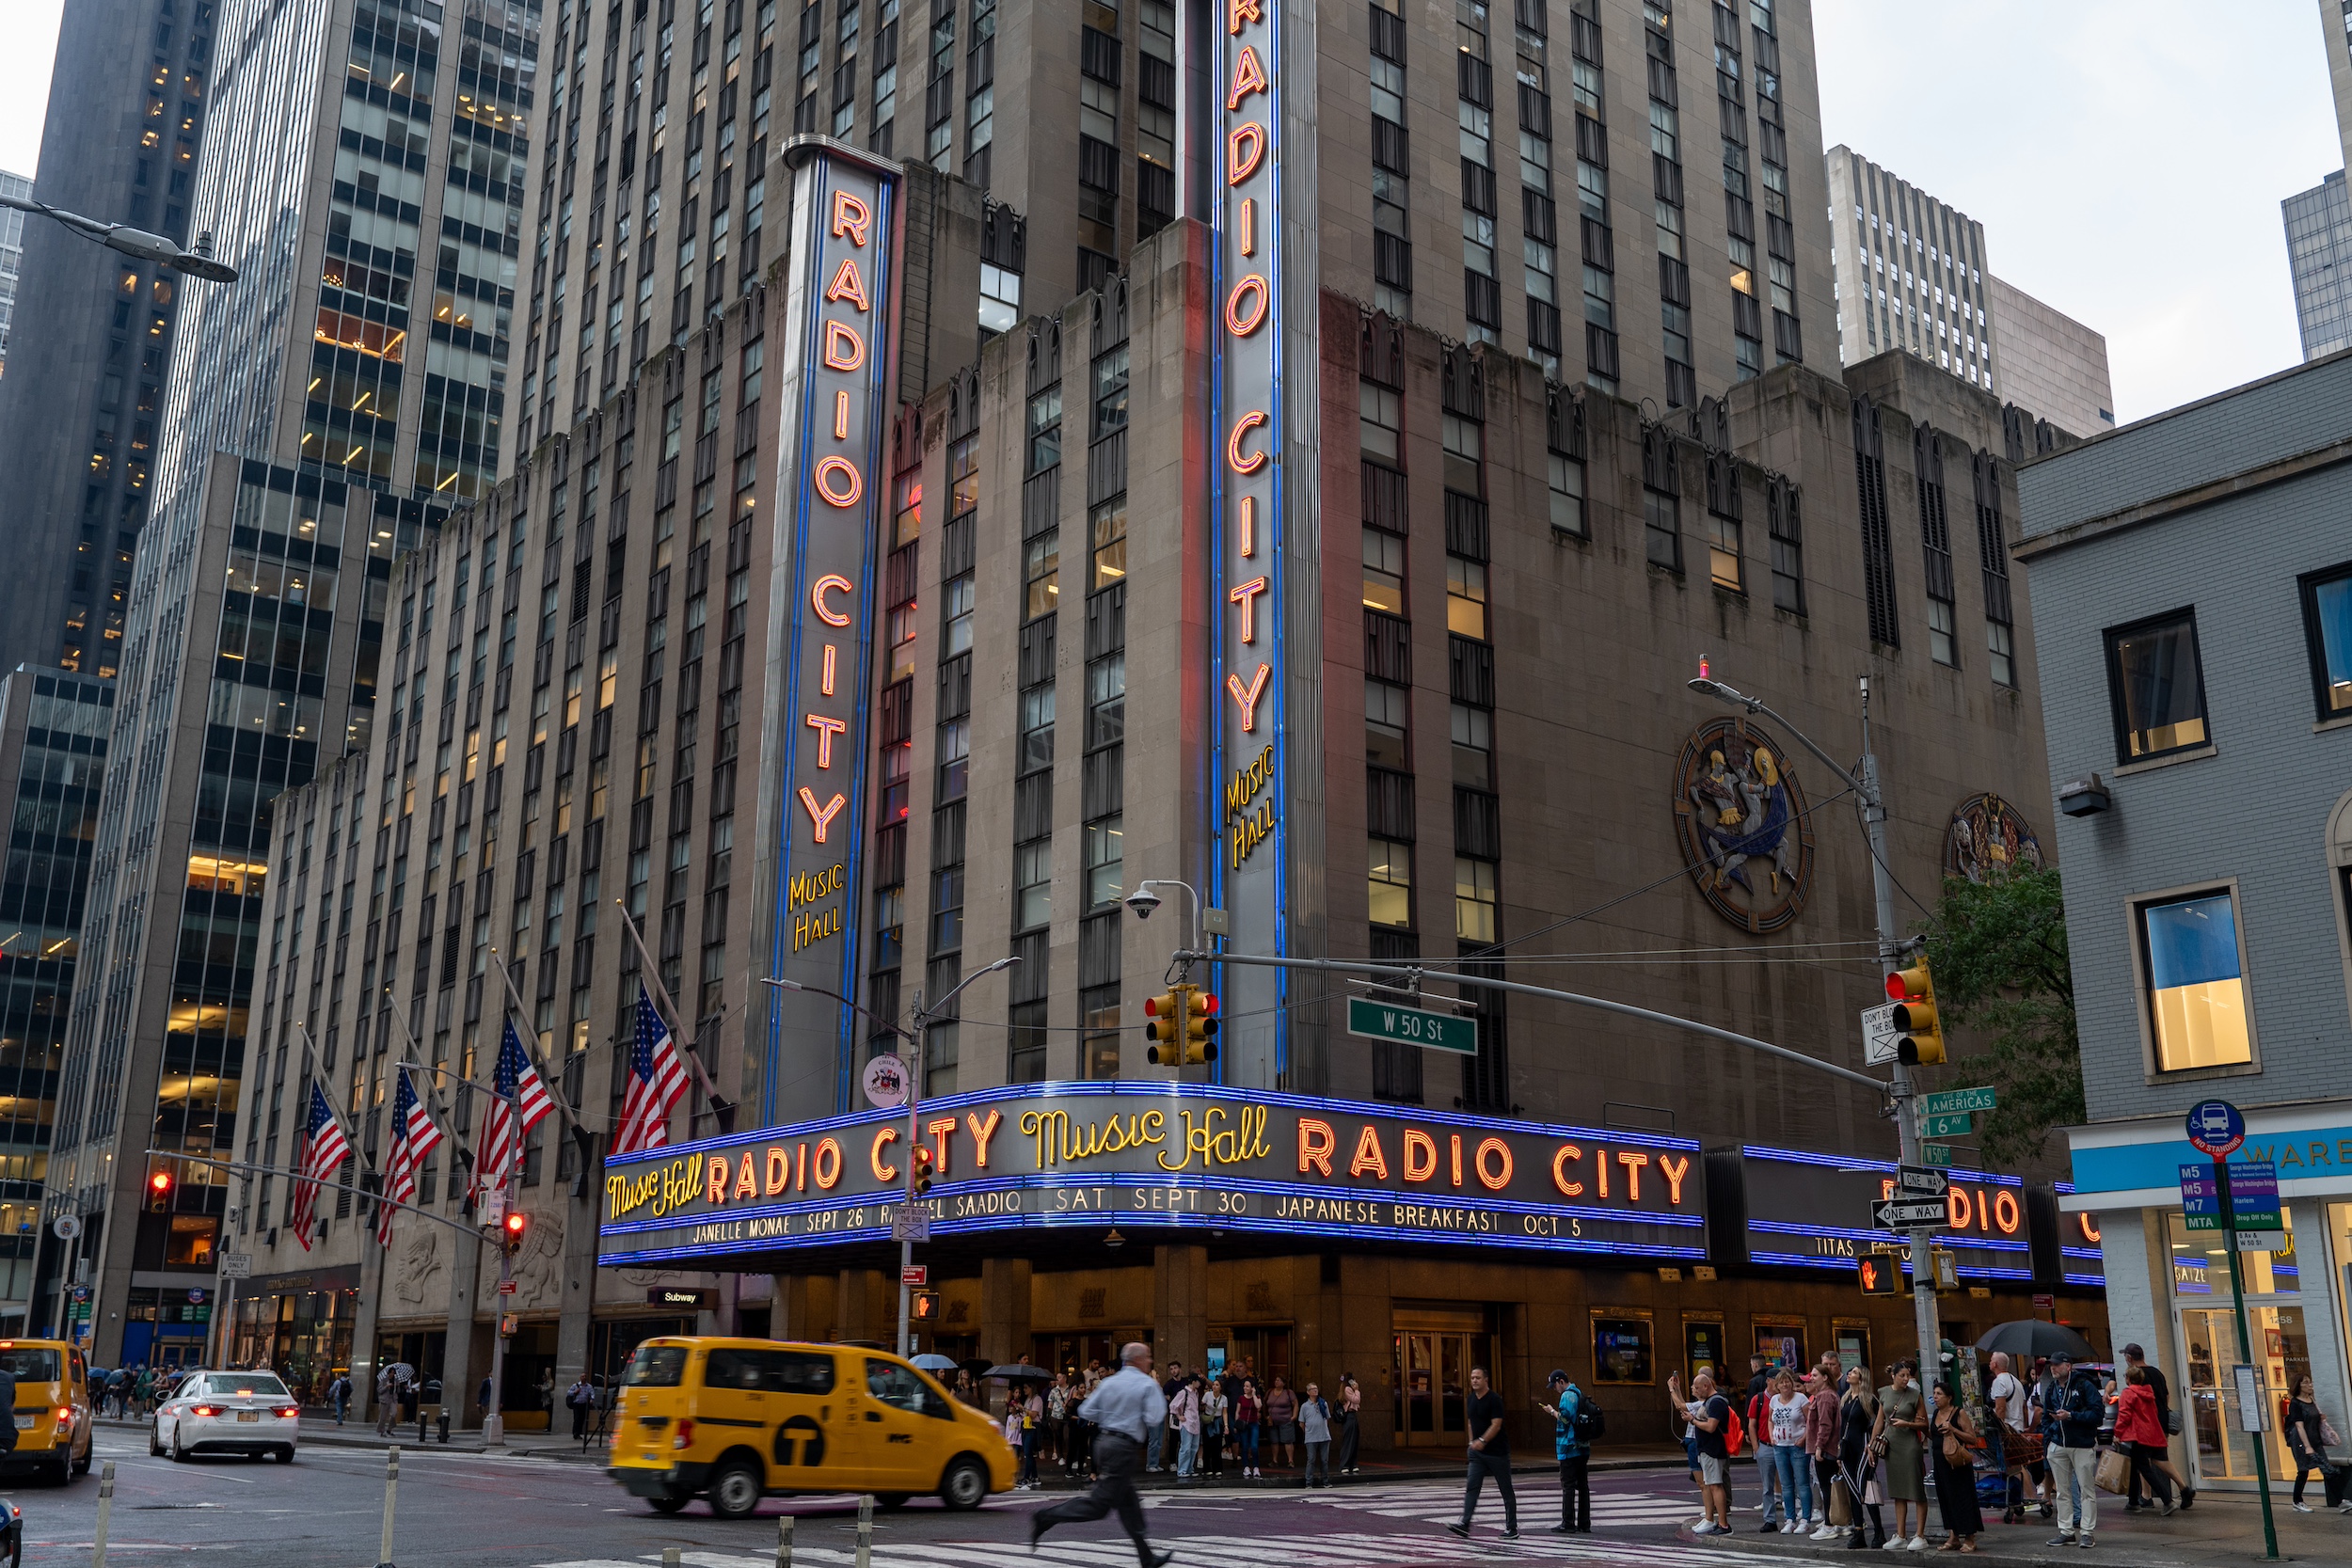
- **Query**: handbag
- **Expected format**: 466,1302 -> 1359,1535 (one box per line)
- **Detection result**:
2093,1447 -> 2131,1496
1829,1479 -> 1854,1527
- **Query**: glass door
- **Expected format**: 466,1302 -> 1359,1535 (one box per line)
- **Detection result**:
2182,1304 -> 2311,1481
1390,1328 -> 1493,1445
1395,1332 -> 1436,1439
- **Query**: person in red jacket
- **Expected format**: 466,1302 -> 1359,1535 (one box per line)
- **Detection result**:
2115,1366 -> 2176,1513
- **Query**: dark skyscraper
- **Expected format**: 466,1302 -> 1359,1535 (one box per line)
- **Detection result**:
0,0 -> 218,681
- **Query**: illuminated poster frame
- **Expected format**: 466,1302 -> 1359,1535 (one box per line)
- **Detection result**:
759,136 -> 902,1121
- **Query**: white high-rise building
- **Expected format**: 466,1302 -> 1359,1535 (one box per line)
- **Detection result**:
1826,146 -> 2114,436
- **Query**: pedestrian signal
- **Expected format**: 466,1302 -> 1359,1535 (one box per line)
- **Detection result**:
1886,960 -> 1946,1066
1857,1252 -> 1902,1296
910,1290 -> 941,1322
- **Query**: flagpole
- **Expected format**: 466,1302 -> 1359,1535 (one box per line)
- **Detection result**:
613,902 -> 732,1132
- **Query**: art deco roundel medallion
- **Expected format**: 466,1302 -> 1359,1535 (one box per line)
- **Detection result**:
1671,717 -> 1817,934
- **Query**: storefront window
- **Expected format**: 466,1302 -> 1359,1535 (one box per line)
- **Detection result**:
1592,1312 -> 1653,1385
1682,1317 -> 1726,1386
2168,1208 -> 2296,1298
1753,1321 -> 1806,1373
2168,1208 -> 2305,1483
1832,1320 -> 1872,1379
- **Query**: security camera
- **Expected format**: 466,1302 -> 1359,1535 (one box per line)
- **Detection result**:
1124,887 -> 1162,920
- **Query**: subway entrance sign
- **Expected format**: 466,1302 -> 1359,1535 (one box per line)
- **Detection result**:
1346,996 -> 1477,1056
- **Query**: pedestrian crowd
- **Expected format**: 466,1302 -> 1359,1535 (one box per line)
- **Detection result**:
993,1354 -> 1363,1488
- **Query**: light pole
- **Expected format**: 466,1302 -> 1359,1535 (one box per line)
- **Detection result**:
764,954 -> 1018,1356
1689,671 -> 1943,1404
0,192 -> 238,281
1124,880 -> 1208,957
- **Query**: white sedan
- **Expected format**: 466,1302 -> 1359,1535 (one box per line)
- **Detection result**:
150,1370 -> 300,1463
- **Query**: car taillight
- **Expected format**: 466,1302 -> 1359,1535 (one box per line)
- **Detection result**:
191,1405 -> 218,1417
53,1408 -> 70,1428
670,1418 -> 694,1450
276,1406 -> 300,1418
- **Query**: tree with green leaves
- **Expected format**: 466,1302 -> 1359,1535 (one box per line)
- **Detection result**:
1917,862 -> 2084,1170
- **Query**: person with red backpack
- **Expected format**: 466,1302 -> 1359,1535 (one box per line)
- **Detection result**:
1671,1369 -> 1737,1535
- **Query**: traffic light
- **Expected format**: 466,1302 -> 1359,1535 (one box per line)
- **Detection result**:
1857,1251 -> 1902,1295
908,1146 -> 935,1201
502,1209 -> 528,1252
1143,987 -> 1188,1065
910,1289 -> 941,1322
1886,959 -> 1946,1065
1184,990 -> 1219,1067
146,1168 -> 173,1212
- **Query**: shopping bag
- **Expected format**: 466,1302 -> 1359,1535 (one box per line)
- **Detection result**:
2093,1447 -> 2131,1496
1829,1480 -> 1853,1527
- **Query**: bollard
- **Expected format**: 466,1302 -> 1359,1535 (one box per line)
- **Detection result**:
662,1551 -> 683,1568
373,1447 -> 401,1568
856,1494 -> 873,1568
774,1514 -> 794,1568
90,1460 -> 116,1568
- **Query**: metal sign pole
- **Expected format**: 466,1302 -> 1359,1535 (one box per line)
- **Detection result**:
2217,1157 -> 2279,1559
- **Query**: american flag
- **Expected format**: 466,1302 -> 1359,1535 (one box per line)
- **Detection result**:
471,1022 -> 554,1201
612,985 -> 690,1155
375,1068 -> 446,1245
285,1083 -> 351,1252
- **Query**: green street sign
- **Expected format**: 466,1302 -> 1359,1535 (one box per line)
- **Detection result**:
1919,1143 -> 1955,1168
1922,1111 -> 1974,1138
1345,995 -> 1478,1055
1921,1086 -> 1998,1116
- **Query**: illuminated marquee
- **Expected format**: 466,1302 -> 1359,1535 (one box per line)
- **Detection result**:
598,1082 -> 1705,1263
762,137 -> 901,1119
1206,0 -> 1314,1087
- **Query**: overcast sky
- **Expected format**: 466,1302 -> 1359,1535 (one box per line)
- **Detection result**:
0,0 -> 2340,423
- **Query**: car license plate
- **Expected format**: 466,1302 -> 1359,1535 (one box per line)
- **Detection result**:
9,1417 -> 28,1431
236,1411 -> 260,1422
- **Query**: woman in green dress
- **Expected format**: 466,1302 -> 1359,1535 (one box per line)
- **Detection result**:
1872,1358 -> 1931,1548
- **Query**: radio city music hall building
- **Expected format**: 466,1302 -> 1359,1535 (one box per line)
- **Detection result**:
219,0 -> 2106,1446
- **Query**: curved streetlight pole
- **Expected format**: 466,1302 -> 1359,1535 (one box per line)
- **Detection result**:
0,191 -> 239,281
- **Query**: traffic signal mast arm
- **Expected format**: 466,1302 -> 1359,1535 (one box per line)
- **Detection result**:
140,1149 -> 513,1243
1176,950 -> 1889,1094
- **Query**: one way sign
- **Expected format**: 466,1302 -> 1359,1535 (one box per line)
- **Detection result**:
1872,1197 -> 1948,1232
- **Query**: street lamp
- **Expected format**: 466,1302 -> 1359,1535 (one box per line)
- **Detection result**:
762,954 -> 1019,1356
1690,667 -> 1944,1419
0,192 -> 238,282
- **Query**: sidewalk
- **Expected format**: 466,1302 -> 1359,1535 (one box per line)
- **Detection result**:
1678,1491 -> 2348,1568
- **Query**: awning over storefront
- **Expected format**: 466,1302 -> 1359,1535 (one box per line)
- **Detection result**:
599,1081 -> 1707,1267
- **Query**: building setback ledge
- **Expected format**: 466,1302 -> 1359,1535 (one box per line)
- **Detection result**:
2111,743 -> 2217,778
2013,432 -> 2352,561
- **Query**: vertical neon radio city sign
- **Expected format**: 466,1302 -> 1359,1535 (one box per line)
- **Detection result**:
763,137 -> 899,1120
1209,0 -> 1297,1088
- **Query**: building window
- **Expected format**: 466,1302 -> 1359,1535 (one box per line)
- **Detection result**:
1085,816 -> 1123,910
1368,836 -> 1414,928
2299,562 -> 2352,718
1767,479 -> 1804,615
1706,509 -> 1741,593
1644,487 -> 1681,573
1362,526 -> 1406,614
1019,683 -> 1055,774
1548,451 -> 1585,537
1359,380 -> 1401,462
2106,610 -> 2209,762
1451,701 -> 1491,788
1366,678 -> 1409,769
2137,888 -> 2253,1072
1014,839 -> 1051,931
1026,383 -> 1062,473
1090,497 -> 1128,589
1441,413 -> 1483,498
942,572 -> 976,657
1445,556 -> 1488,639
1083,986 -> 1120,1079
1454,855 -> 1498,942
1023,530 -> 1059,619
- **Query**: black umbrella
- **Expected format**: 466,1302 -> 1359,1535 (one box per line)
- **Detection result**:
983,1362 -> 1054,1382
1975,1320 -> 2095,1364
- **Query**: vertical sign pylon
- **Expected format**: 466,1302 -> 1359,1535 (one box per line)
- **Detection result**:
761,137 -> 902,1120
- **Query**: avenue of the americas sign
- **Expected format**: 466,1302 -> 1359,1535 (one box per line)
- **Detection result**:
599,1083 -> 1704,1265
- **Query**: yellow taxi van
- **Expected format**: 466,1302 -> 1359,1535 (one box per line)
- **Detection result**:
606,1338 -> 1015,1518
0,1339 -> 92,1484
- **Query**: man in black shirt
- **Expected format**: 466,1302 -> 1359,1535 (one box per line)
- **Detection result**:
1445,1366 -> 1518,1541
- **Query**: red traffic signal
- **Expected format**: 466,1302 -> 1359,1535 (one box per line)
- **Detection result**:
502,1210 -> 528,1248
147,1168 -> 173,1211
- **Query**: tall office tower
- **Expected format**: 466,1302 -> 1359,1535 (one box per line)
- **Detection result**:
0,171 -> 30,378
36,0 -> 521,1355
0,669 -> 111,1337
1826,147 -> 2113,436
0,1 -> 220,679
510,0 -> 798,453
2287,0 -> 2352,359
